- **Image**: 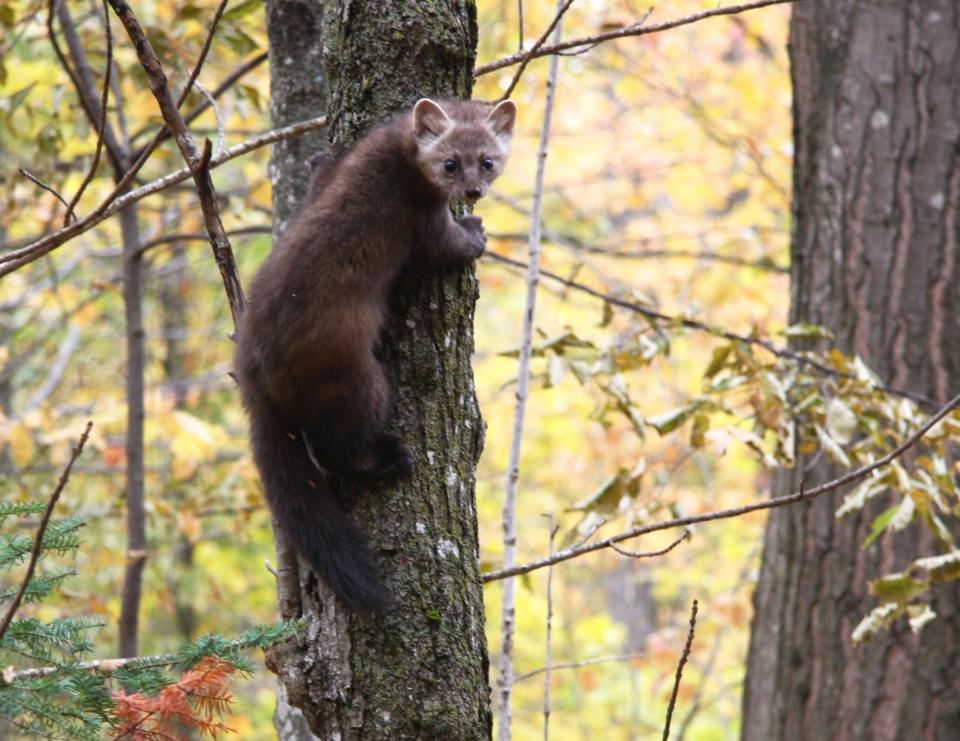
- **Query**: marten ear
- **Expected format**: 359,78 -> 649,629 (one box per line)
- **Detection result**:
413,99 -> 452,141
487,100 -> 517,142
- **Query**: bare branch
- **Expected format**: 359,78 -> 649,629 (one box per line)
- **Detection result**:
91,0 -> 231,219
130,49 -> 265,152
475,0 -> 800,78
63,0 -> 112,226
482,249 -> 937,409
195,138 -> 245,322
542,513 -> 558,741
49,0 -> 125,172
498,5 -> 565,737
0,115 -> 327,277
662,600 -> 698,741
497,0 -> 576,103
609,529 -> 690,559
516,0 -> 524,52
515,652 -> 646,683
487,231 -> 789,273
106,0 -> 244,322
483,389 -> 960,582
137,226 -> 272,257
18,168 -> 74,221
0,421 -> 93,643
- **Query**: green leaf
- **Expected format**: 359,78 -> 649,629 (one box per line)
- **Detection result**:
703,344 -> 731,379
690,413 -> 710,448
911,550 -> 960,583
868,573 -> 925,603
648,405 -> 695,435
3,82 -> 36,118
0,5 -> 16,28
862,504 -> 899,549
782,322 -> 834,340
224,0 -> 262,21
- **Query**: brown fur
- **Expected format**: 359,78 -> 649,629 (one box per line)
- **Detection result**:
234,98 -> 516,609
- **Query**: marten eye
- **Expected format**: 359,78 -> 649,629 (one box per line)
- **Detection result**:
481,157 -> 495,172
443,159 -> 458,173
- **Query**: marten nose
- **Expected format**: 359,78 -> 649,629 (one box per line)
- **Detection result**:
466,188 -> 482,200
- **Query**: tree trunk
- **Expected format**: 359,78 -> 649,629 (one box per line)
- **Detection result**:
263,1 -> 491,738
742,2 -> 960,739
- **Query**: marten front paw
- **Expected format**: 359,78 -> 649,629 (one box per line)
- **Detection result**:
375,433 -> 415,479
457,215 -> 487,258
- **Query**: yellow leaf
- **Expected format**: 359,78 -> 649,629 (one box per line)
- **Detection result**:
7,423 -> 34,467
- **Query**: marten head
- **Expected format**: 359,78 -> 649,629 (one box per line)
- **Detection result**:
412,98 -> 517,204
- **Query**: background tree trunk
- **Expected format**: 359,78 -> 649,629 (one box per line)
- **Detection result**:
264,1 -> 491,737
742,2 -> 960,739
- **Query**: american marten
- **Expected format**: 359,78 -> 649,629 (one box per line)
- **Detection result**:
235,98 -> 517,610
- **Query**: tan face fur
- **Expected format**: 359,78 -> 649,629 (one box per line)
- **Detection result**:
412,98 -> 517,203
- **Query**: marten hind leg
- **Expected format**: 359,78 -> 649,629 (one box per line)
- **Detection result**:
304,358 -> 414,479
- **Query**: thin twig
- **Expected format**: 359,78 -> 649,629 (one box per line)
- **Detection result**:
516,652 -> 646,683
497,6 -> 565,738
482,249 -> 937,409
93,0 -> 231,218
543,514 -> 558,741
136,226 -> 272,257
487,231 -> 789,273
0,422 -> 93,643
18,169 -> 74,221
662,600 -> 698,741
517,0 -> 524,51
609,529 -> 690,559
195,81 -> 225,155
476,0 -> 799,77
50,0 -> 125,173
129,51 -> 268,146
483,389 -> 960,582
498,0 -> 575,103
63,0 -> 112,225
0,115 -> 327,277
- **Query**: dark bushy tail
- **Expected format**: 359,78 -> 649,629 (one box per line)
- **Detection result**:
244,388 -> 392,611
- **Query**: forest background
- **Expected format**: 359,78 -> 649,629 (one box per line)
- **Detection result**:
2,0 -> 953,738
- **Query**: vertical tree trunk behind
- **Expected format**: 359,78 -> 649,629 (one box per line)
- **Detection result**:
743,2 -> 960,739
264,1 -> 491,738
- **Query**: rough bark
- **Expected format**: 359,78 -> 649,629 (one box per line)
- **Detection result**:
742,2 -> 960,739
264,1 -> 491,738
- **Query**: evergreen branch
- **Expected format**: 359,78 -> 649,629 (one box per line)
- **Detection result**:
2,623 -> 299,684
0,569 -> 75,605
0,423 -> 92,643
475,0 -> 800,77
483,390 -> 960,582
0,503 -> 48,521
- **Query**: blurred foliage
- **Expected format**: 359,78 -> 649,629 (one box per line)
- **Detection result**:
1,0 -> 958,739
